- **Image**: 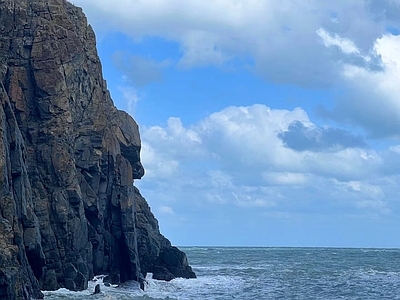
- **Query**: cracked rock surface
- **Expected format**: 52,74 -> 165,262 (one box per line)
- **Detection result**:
0,0 -> 195,298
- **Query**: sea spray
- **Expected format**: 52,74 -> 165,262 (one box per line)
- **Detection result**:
44,247 -> 400,300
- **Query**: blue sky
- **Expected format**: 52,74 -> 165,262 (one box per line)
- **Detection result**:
72,0 -> 400,247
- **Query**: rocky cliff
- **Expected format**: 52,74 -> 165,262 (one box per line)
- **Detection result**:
0,0 -> 195,299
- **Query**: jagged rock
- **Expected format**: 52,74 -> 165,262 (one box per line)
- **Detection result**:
151,246 -> 196,281
134,188 -> 196,280
152,266 -> 176,282
0,0 -> 195,299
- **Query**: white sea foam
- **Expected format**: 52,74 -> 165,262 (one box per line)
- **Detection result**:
43,247 -> 400,300
44,273 -> 234,300
143,272 -> 244,300
43,275 -> 144,300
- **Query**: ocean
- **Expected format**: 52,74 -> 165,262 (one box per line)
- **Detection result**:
43,247 -> 400,299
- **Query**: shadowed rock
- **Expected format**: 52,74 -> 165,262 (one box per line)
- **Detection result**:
92,284 -> 101,295
0,0 -> 195,298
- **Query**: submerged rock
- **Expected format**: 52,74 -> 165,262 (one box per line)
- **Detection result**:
0,0 -> 195,298
92,284 -> 101,295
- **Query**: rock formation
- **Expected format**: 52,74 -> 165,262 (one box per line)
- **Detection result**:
0,0 -> 195,299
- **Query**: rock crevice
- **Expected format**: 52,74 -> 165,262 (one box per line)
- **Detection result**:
0,0 -> 195,299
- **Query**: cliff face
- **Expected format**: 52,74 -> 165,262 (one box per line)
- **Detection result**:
0,0 -> 195,299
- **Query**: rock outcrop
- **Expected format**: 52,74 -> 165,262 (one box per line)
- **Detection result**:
0,0 -> 195,299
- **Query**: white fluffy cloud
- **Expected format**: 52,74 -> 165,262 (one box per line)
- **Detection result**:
136,104 -> 398,220
138,117 -> 207,183
327,34 -> 400,138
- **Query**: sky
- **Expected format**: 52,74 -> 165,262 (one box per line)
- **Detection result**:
71,0 -> 400,248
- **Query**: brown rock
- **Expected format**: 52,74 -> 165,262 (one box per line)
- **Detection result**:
0,0 -> 195,299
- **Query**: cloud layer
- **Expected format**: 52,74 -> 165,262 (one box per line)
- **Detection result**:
328,34 -> 400,138
73,1 -> 388,76
73,0 -> 400,139
136,105 -> 399,229
279,121 -> 366,152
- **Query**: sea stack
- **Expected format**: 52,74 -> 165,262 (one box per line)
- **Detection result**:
0,0 -> 195,299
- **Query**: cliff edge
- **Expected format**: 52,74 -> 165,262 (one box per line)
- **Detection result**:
0,0 -> 195,298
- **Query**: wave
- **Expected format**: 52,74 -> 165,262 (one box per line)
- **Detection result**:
43,247 -> 400,300
43,273 -> 244,300
43,275 -> 145,300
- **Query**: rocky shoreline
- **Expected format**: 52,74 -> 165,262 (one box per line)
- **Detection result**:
0,0 -> 195,299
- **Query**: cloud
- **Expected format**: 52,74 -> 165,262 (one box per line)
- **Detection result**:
72,0 -> 400,139
334,180 -> 389,214
112,52 -> 169,86
139,117 -> 207,179
139,141 -> 180,179
117,86 -> 140,115
178,30 -> 230,68
159,205 -> 175,215
72,0 -> 399,87
129,103 -> 400,246
316,28 -> 360,55
142,117 -> 204,160
367,0 -> 400,24
197,105 -> 309,172
262,172 -> 308,185
135,104 -> 397,223
278,120 -> 366,152
326,34 -> 400,138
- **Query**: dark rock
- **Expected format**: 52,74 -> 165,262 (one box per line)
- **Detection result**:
152,266 -> 176,282
134,188 -> 196,280
139,272 -> 146,291
92,284 -> 101,295
103,273 -> 120,285
153,247 -> 196,280
0,0 -> 195,299
42,269 -> 58,291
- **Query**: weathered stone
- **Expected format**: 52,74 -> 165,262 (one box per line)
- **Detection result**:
134,188 -> 196,280
42,269 -> 58,291
156,247 -> 196,279
152,266 -> 176,282
0,0 -> 195,299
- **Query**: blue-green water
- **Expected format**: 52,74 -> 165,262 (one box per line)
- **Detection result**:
44,247 -> 400,299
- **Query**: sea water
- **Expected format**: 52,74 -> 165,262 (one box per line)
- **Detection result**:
43,247 -> 400,299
